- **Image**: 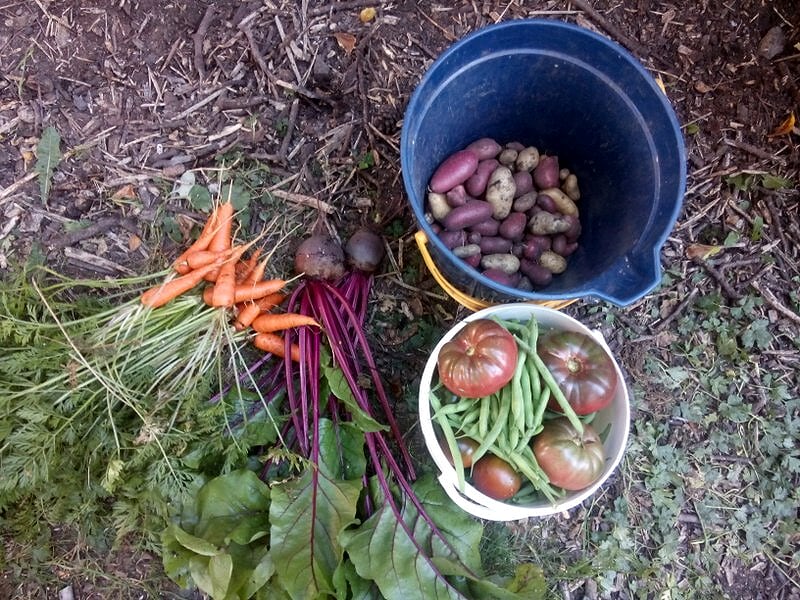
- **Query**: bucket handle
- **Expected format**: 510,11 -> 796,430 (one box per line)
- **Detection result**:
414,230 -> 576,311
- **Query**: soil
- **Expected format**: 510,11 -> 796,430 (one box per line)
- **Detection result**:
1,0 -> 798,598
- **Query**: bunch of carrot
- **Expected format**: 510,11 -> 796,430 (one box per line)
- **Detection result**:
139,201 -> 317,360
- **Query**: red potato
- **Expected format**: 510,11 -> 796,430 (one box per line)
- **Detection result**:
430,149 -> 479,193
533,155 -> 560,189
437,230 -> 468,249
465,137 -> 502,160
564,214 -> 582,242
465,159 -> 500,197
462,253 -> 482,268
520,258 -> 553,287
535,193 -> 558,213
469,219 -> 500,236
498,212 -> 527,241
478,236 -> 513,254
442,200 -> 495,231
521,235 -> 551,260
446,184 -> 469,207
512,170 -> 534,197
482,268 -> 521,287
513,191 -> 538,213
505,141 -> 525,151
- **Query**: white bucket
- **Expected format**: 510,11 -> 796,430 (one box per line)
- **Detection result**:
417,304 -> 631,520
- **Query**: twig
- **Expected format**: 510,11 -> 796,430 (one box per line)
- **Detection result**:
693,257 -> 742,300
268,189 -> 335,214
50,216 -> 138,249
0,172 -> 37,205
751,280 -> 800,327
279,99 -> 301,163
724,138 -> 786,164
172,87 -> 228,121
650,287 -> 699,332
308,0 -> 376,17
192,6 -> 218,79
569,0 -> 652,61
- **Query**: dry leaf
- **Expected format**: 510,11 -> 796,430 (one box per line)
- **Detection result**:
767,112 -> 795,137
112,184 -> 137,200
694,81 -> 713,94
334,32 -> 357,55
128,234 -> 142,252
686,243 -> 723,260
359,7 -> 376,23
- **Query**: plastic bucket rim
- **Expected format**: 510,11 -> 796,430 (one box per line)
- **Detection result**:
417,303 -> 631,520
401,18 -> 687,307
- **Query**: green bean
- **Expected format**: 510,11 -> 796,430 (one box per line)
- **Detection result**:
516,335 -> 584,436
510,350 -> 526,430
531,386 -> 550,434
472,391 -> 510,465
520,361 -> 535,431
478,394 -> 490,438
430,390 -> 467,492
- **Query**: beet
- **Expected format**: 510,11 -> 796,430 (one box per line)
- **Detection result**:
294,235 -> 346,280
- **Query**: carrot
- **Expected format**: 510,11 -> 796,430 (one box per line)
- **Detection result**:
141,261 -> 222,308
233,279 -> 286,303
202,285 -> 214,306
254,292 -> 286,311
244,256 -> 269,285
176,249 -> 232,272
232,301 -> 262,331
236,250 -> 262,284
208,201 -> 234,253
210,244 -> 252,308
253,332 -> 301,362
172,208 -> 220,272
251,312 -> 319,334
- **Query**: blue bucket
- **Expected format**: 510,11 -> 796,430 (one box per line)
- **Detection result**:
401,20 -> 686,307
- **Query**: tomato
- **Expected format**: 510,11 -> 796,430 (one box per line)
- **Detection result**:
441,437 -> 480,468
532,417 -> 605,491
471,454 -> 521,500
437,319 -> 518,398
537,330 -> 619,415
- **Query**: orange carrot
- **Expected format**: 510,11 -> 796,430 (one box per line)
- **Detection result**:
244,255 -> 268,285
233,301 -> 262,331
176,249 -> 232,271
251,312 -> 319,334
233,279 -> 286,303
208,201 -> 234,253
254,292 -> 286,311
202,285 -> 214,306
141,261 -> 222,308
172,208 -> 220,272
236,250 -> 262,284
210,244 -> 252,308
253,332 -> 301,362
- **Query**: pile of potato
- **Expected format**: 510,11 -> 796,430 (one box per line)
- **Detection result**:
425,138 -> 582,289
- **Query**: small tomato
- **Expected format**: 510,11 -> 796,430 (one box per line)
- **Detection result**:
441,437 -> 480,468
471,454 -> 521,500
537,330 -> 619,415
532,417 -> 605,491
437,319 -> 518,398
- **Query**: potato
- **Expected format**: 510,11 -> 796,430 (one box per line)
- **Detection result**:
564,214 -> 582,242
430,149 -> 479,193
563,241 -> 579,256
513,191 -> 537,213
437,229 -> 467,249
480,253 -> 521,275
528,210 -> 571,235
452,244 -> 481,258
482,268 -> 521,287
427,192 -> 451,221
465,137 -> 502,160
485,166 -> 516,220
498,148 -> 518,166
463,253 -> 482,268
551,234 -> 568,256
539,188 -> 578,216
515,146 -> 540,172
535,193 -> 557,213
521,235 -> 551,260
562,173 -> 581,201
498,212 -> 527,241
513,170 -> 534,197
533,155 -> 560,189
539,250 -> 567,274
442,200 -> 494,230
469,218 -> 500,236
465,158 -> 500,197
520,258 -> 553,287
505,141 -> 525,151
478,236 -> 513,254
446,184 -> 468,207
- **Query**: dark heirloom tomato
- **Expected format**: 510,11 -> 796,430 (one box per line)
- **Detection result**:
437,319 -> 518,398
440,437 -> 480,468
471,454 -> 521,500
537,330 -> 619,415
532,417 -> 605,491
